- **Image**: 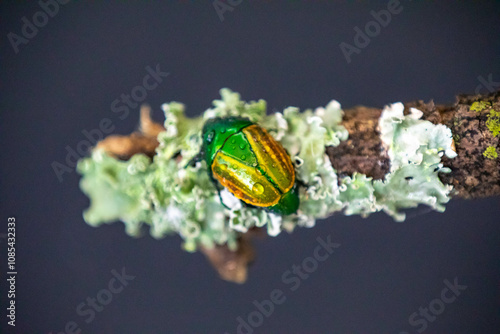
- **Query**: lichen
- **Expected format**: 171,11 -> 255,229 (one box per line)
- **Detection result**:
77,152 -> 152,236
470,101 -> 491,113
486,109 -> 500,137
348,103 -> 457,221
78,89 -> 457,250
468,101 -> 499,137
483,146 -> 498,159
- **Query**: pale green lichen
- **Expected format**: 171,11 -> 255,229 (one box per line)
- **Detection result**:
374,104 -> 457,220
78,89 -> 457,250
483,146 -> 498,159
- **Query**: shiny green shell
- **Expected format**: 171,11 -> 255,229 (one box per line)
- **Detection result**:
201,117 -> 299,215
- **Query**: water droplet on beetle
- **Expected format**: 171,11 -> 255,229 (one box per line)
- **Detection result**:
220,128 -> 226,134
252,183 -> 264,195
220,164 -> 227,171
239,143 -> 246,150
241,155 -> 246,160
207,130 -> 215,143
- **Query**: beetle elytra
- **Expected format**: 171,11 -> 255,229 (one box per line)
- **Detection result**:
198,117 -> 299,215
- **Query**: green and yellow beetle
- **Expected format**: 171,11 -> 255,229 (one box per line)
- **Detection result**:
197,117 -> 299,215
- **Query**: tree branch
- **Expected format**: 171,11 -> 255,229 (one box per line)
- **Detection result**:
91,90 -> 500,283
328,91 -> 500,199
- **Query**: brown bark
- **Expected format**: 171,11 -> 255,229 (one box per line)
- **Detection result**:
96,105 -> 162,160
328,91 -> 500,199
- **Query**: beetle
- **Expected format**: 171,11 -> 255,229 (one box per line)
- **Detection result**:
196,116 -> 299,215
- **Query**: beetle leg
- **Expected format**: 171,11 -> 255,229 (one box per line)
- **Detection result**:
295,178 -> 308,188
208,173 -> 231,210
217,189 -> 231,210
184,152 -> 202,169
214,181 -> 232,210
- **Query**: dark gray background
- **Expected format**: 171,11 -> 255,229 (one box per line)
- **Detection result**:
1,1 -> 499,333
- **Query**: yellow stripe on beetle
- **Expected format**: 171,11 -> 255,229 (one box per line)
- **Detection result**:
242,125 -> 295,194
212,151 -> 280,207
